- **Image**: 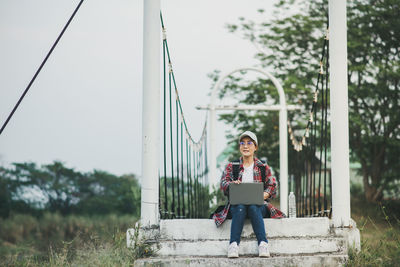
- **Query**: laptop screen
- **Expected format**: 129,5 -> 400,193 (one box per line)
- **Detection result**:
229,183 -> 264,205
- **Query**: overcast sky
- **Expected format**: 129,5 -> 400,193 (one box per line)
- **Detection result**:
0,0 -> 278,177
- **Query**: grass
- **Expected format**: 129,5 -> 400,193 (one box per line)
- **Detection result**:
0,213 -> 151,266
0,197 -> 399,266
347,197 -> 400,267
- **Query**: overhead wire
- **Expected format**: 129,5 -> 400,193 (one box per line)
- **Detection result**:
0,0 -> 85,136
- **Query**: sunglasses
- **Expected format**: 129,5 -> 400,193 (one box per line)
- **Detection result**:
239,141 -> 255,146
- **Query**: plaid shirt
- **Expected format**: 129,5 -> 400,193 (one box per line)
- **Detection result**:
213,157 -> 286,227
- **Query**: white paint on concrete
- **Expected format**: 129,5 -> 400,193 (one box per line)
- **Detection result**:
328,0 -> 351,227
141,0 -> 160,227
134,255 -> 348,267
155,238 -> 346,256
127,218 -> 359,261
156,218 -> 330,240
331,219 -> 361,251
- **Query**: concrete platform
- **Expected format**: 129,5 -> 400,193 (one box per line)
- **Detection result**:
156,237 -> 346,256
127,217 -> 332,243
134,254 -> 348,267
158,217 -> 331,239
127,218 -> 359,266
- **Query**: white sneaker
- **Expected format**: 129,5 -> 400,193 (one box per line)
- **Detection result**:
227,242 -> 239,258
258,241 -> 270,257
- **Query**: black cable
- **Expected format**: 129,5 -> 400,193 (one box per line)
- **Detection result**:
163,37 -> 168,219
169,71 -> 175,219
0,0 -> 85,136
194,149 -> 198,218
181,122 -> 185,217
188,141 -> 191,218
176,97 -> 181,218
204,134 -> 208,212
318,62 -> 324,216
199,150 -> 202,217
304,158 -> 308,216
309,122 -> 313,216
312,94 -> 318,216
190,146 -> 194,218
186,139 -> 191,218
324,37 -> 330,216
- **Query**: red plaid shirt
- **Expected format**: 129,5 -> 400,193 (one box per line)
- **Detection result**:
213,157 -> 286,227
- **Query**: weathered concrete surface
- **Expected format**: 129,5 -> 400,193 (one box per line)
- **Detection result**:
331,219 -> 361,251
156,237 -> 346,256
127,218 -> 331,243
158,218 -> 330,239
134,254 -> 348,267
127,217 -> 359,264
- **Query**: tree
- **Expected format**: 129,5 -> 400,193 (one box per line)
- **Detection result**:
218,0 -> 399,202
6,161 -> 82,214
0,166 -> 11,218
346,0 -> 400,201
0,161 -> 141,217
76,170 -> 141,217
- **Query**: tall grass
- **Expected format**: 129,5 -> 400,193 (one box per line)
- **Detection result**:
0,213 -> 139,266
1,196 -> 399,266
347,198 -> 400,267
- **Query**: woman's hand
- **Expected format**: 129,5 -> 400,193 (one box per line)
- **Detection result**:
232,180 -> 241,184
263,192 -> 270,200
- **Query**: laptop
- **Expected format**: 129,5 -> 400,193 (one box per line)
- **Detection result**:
229,183 -> 264,205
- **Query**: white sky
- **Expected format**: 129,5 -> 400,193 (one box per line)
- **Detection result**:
0,0 -> 278,177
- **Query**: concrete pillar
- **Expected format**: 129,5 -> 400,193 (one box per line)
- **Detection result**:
209,105 -> 217,196
329,0 -> 351,227
141,0 -> 160,227
279,105 -> 288,215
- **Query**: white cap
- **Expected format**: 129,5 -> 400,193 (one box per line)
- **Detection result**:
239,131 -> 258,146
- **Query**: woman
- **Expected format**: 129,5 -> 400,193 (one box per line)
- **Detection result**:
212,131 -> 285,258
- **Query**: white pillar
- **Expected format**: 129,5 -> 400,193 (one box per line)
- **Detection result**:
209,106 -> 217,196
279,106 -> 288,215
329,0 -> 351,227
141,0 -> 160,227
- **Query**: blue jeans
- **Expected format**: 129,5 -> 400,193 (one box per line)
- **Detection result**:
230,204 -> 268,245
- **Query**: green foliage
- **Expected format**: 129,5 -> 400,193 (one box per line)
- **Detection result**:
0,213 -> 138,266
208,184 -> 228,216
75,171 -> 140,216
348,225 -> 400,267
127,223 -> 158,260
217,0 -> 400,201
0,167 -> 11,218
346,0 -> 400,202
0,161 -> 141,218
350,180 -> 364,198
159,176 -> 211,218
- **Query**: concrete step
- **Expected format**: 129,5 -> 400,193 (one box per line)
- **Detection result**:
155,237 -> 346,257
158,218 -> 331,239
134,254 -> 348,267
127,217 -> 360,260
128,218 -> 331,242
